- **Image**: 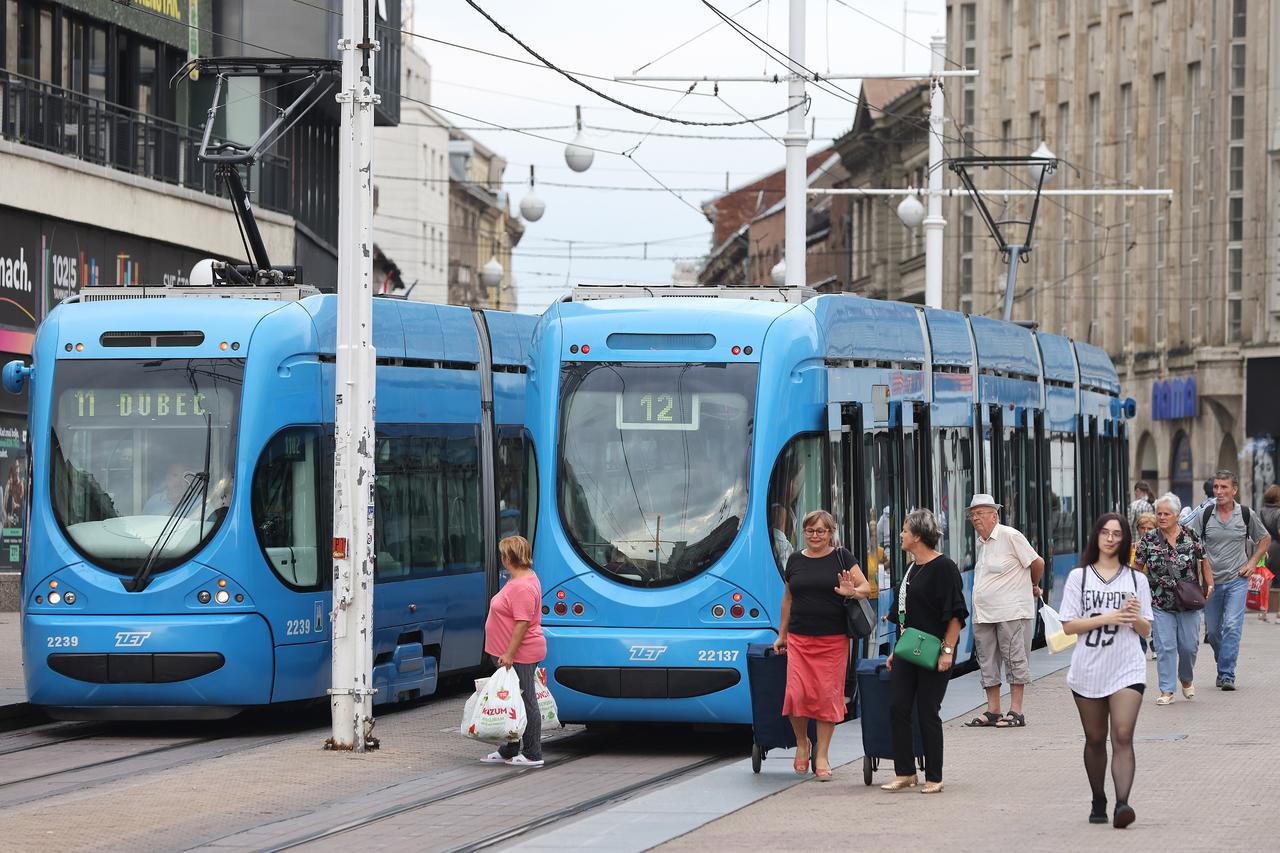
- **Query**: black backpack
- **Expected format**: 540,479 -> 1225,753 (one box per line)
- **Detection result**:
1198,504 -> 1252,547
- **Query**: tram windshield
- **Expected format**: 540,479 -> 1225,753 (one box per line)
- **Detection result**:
557,362 -> 757,587
50,359 -> 243,575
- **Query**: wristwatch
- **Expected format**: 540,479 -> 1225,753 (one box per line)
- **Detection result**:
942,645 -> 954,655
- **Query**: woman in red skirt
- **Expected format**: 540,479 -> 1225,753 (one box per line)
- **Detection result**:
774,510 -> 871,780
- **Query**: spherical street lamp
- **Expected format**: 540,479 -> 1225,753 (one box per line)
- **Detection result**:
519,165 -> 545,222
1029,141 -> 1057,184
896,193 -> 926,229
565,105 -> 594,173
770,260 -> 786,287
480,257 -> 503,290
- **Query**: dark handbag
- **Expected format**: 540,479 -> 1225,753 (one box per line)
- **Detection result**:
892,562 -> 943,670
836,547 -> 876,638
1172,578 -> 1206,611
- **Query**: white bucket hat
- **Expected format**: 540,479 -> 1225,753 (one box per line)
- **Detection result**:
968,493 -> 1002,511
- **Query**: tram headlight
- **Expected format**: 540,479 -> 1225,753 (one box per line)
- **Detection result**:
215,590 -> 230,604
197,590 -> 212,604
48,592 -> 62,605
63,591 -> 76,605
711,604 -> 726,619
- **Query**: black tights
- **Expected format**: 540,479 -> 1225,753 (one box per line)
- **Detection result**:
1072,687 -> 1143,804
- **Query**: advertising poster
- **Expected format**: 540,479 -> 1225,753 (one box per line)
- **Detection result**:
0,415 -> 27,572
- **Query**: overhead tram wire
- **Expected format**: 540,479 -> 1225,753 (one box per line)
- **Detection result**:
829,0 -> 961,68
284,0 -> 721,99
630,0 -> 767,74
459,0 -> 808,127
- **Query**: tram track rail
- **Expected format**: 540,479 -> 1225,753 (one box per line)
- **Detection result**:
0,730 -> 300,809
257,742 -> 736,853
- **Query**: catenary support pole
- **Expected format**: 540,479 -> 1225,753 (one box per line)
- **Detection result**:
923,33 -> 946,310
783,0 -> 806,288
329,0 -> 380,753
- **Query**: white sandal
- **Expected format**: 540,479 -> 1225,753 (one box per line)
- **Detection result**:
1155,693 -> 1174,705
1181,682 -> 1195,699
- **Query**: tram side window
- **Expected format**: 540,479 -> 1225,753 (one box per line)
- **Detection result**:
938,429 -> 975,571
1049,433 -> 1078,555
251,427 -> 330,591
863,431 -> 897,590
496,427 -> 538,544
766,434 -> 825,572
372,426 -> 483,581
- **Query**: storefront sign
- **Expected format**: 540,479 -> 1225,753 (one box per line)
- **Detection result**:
0,206 -> 214,334
0,417 -> 26,571
1152,376 -> 1196,421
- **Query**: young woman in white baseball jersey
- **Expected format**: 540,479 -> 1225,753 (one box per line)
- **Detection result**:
1058,513 -> 1152,830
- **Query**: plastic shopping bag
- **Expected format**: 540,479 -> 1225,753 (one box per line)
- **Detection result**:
459,677 -> 490,738
1247,567 -> 1274,612
1041,601 -> 1077,654
534,667 -> 559,726
462,666 -> 526,743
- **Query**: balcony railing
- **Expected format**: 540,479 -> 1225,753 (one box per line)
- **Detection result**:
0,70 -> 290,215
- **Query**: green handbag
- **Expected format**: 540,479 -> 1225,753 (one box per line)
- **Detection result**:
893,562 -> 943,670
893,627 -> 942,670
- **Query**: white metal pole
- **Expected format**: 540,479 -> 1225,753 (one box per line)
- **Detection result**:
784,0 -> 806,288
330,0 -> 380,753
923,33 -> 946,310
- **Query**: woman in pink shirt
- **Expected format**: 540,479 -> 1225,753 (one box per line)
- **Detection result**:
480,535 -> 547,768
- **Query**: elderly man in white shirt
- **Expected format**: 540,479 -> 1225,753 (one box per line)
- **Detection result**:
964,494 -> 1045,729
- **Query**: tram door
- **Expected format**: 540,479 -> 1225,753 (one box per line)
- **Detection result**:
828,398 -> 926,656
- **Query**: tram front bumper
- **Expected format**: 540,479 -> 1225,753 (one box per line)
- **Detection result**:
23,612 -> 274,714
542,626 -> 776,725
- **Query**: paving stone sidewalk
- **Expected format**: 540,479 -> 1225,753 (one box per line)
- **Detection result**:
657,617 -> 1280,853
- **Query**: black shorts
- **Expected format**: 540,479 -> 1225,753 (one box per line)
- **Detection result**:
1072,683 -> 1145,699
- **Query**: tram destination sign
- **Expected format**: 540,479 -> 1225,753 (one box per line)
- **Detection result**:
59,387 -> 234,425
615,391 -> 701,431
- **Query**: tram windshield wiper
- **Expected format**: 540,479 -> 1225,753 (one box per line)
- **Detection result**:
124,470 -> 208,593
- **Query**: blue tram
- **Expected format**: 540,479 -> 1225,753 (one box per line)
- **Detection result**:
10,287 -> 537,719
526,287 -> 1132,725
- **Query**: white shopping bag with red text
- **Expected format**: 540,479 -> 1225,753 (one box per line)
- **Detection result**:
535,667 -> 559,725
462,666 -> 526,743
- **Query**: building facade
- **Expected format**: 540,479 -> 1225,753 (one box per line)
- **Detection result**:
447,132 -> 522,309
373,46 -> 450,303
945,0 -> 1279,507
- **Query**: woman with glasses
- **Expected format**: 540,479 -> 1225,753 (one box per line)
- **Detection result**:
1058,513 -> 1153,829
1134,494 -> 1209,705
773,510 -> 870,781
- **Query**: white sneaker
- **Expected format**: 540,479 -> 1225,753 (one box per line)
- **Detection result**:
505,754 -> 544,768
480,751 -> 507,764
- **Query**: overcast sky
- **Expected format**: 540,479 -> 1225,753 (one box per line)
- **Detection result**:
408,0 -> 946,313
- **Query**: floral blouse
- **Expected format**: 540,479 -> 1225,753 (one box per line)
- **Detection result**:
1134,527 -> 1205,612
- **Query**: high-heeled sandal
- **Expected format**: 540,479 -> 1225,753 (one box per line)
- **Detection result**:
814,765 -> 833,781
880,775 -> 918,791
793,739 -> 812,775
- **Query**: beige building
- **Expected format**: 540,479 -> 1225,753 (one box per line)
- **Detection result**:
945,0 -> 1280,507
447,134 -> 523,310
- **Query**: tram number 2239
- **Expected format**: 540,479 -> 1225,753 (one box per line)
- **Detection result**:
697,649 -> 739,662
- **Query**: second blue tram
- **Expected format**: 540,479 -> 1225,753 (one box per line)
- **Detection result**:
15,287 -> 537,719
527,288 -> 1131,725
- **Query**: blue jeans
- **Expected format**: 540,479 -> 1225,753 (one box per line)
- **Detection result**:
1151,607 -> 1201,693
1203,576 -> 1248,680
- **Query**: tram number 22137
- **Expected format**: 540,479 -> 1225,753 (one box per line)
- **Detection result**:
697,649 -> 739,662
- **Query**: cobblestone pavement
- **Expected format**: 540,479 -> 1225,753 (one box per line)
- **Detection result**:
657,617 -> 1280,853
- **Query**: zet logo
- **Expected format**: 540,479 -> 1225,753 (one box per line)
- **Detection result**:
628,644 -> 668,661
114,631 -> 152,647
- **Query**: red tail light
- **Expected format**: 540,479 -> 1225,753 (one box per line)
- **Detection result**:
554,602 -> 568,616
730,604 -> 745,618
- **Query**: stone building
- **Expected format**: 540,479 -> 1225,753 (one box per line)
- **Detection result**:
447,133 -> 522,309
944,0 -> 1280,507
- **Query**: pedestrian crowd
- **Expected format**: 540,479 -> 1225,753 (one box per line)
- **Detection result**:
770,466 -> 1270,831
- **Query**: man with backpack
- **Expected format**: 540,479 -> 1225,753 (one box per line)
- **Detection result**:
1186,469 -> 1271,690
